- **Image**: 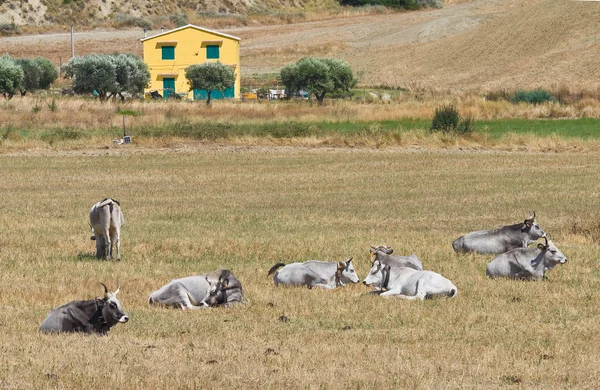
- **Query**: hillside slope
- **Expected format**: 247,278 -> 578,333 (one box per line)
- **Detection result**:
1,0 -> 598,91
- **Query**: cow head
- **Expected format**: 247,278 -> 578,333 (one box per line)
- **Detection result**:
369,245 -> 393,263
522,211 -> 546,240
537,235 -> 567,267
363,260 -> 390,289
98,283 -> 129,326
337,257 -> 359,285
202,269 -> 232,307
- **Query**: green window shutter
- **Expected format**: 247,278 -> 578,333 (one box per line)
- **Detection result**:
206,45 -> 220,59
162,46 -> 175,60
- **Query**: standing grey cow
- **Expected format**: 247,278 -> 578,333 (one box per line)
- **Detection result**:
486,235 -> 567,280
40,283 -> 129,335
363,261 -> 457,300
148,269 -> 243,309
89,198 -> 124,260
452,212 -> 546,254
370,245 -> 423,271
267,257 -> 359,289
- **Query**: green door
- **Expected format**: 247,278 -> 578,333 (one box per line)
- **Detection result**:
163,78 -> 175,98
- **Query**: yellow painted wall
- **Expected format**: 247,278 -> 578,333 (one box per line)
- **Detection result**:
142,25 -> 240,100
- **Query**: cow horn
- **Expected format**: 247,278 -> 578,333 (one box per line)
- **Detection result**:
544,235 -> 549,246
532,211 -> 536,220
370,244 -> 377,250
100,282 -> 109,298
114,281 -> 120,296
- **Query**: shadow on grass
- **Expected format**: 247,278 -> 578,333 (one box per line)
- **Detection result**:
77,252 -> 100,261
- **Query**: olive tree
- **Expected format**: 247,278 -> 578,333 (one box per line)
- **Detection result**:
185,62 -> 235,105
280,57 -> 357,105
0,55 -> 24,99
64,54 -> 149,101
14,57 -> 58,95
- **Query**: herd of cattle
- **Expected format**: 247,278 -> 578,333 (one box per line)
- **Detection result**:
39,201 -> 568,335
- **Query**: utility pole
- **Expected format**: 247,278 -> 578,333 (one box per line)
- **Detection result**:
70,24 -> 74,58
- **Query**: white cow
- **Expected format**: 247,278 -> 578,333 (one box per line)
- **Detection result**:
148,269 -> 243,309
363,260 -> 457,300
486,235 -> 567,280
268,257 -> 359,289
89,198 -> 124,260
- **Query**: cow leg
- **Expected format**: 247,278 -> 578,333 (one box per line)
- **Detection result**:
103,228 -> 111,259
110,226 -> 120,260
95,234 -> 103,259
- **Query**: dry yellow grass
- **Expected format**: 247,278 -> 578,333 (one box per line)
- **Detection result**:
1,146 -> 599,388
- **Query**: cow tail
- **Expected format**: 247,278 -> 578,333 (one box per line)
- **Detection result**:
267,263 -> 286,277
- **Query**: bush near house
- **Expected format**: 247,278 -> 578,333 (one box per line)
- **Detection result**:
185,62 -> 235,105
0,55 -> 24,99
63,53 -> 150,101
280,57 -> 357,105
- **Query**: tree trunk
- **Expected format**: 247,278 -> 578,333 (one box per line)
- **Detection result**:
206,91 -> 212,105
316,92 -> 326,105
20,90 -> 27,96
118,92 -> 125,102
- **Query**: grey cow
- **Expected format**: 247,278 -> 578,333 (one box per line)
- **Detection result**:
370,245 -> 423,271
363,260 -> 457,300
268,257 -> 359,289
452,212 -> 546,254
148,269 -> 243,309
89,198 -> 124,260
486,235 -> 567,280
40,283 -> 129,335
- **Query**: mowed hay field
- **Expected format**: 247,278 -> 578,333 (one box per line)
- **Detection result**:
1,147 -> 600,388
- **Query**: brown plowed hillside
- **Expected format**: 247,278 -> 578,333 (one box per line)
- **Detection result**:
1,0 -> 599,90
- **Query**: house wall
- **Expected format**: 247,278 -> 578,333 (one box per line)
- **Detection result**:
142,26 -> 240,100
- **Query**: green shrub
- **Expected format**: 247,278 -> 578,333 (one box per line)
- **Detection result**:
431,104 -> 459,133
169,13 -> 188,27
113,14 -> 152,29
511,89 -> 556,105
0,22 -> 20,35
430,104 -> 474,135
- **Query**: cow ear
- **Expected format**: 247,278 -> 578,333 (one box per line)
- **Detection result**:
370,251 -> 376,264
337,261 -> 344,270
222,279 -> 229,288
524,219 -> 532,227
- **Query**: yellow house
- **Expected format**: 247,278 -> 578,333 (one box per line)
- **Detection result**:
141,24 -> 241,100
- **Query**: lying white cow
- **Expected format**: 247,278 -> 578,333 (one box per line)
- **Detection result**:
486,235 -> 567,280
148,269 -> 243,309
89,198 -> 124,260
268,257 -> 359,289
363,260 -> 457,300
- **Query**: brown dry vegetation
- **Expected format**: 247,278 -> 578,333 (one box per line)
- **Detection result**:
2,0 -> 600,91
1,147 -> 600,388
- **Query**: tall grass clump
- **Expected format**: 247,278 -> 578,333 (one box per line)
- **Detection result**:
430,104 -> 474,135
511,89 -> 556,105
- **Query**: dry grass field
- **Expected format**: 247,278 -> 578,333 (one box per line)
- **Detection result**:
1,146 -> 600,388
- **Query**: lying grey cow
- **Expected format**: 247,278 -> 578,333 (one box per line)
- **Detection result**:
370,245 -> 423,271
268,257 -> 359,289
486,235 -> 567,280
363,260 -> 457,300
89,198 -> 124,260
40,283 -> 129,335
452,212 -> 546,254
148,269 -> 243,309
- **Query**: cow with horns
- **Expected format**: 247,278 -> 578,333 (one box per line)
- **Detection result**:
267,257 -> 359,289
452,211 -> 546,254
148,269 -> 244,309
40,283 -> 129,335
369,245 -> 423,271
89,198 -> 124,260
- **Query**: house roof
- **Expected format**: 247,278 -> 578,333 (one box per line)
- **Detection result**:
140,24 -> 241,42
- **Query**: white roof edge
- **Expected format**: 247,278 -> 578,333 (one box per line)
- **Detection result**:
140,24 -> 241,42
